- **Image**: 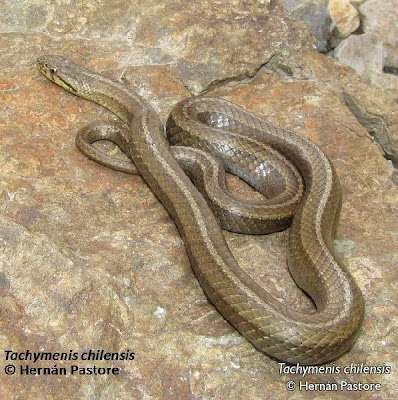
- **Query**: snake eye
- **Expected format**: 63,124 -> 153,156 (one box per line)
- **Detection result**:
49,67 -> 57,74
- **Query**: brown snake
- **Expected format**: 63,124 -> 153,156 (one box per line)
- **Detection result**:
37,55 -> 364,365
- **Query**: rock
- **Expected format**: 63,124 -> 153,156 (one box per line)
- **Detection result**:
334,33 -> 384,80
280,0 -> 332,52
360,0 -> 398,68
328,0 -> 360,41
291,2 -> 332,53
0,0 -> 397,398
369,71 -> 398,103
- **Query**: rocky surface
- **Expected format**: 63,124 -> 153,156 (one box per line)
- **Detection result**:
280,0 -> 331,52
370,71 -> 398,103
360,0 -> 398,69
280,0 -> 362,51
328,0 -> 360,42
334,33 -> 384,80
0,0 -> 397,399
280,0 -> 398,104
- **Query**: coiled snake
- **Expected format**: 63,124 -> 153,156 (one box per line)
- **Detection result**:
37,55 -> 364,365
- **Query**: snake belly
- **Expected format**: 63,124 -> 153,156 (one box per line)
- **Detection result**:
37,55 -> 364,365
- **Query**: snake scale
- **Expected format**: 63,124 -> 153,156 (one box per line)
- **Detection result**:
37,55 -> 364,365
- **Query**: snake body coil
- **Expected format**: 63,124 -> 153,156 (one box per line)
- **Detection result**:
37,55 -> 364,365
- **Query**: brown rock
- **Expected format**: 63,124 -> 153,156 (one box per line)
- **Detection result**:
329,0 -> 360,39
0,0 -> 397,398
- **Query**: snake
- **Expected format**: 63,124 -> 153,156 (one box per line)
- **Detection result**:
37,55 -> 364,365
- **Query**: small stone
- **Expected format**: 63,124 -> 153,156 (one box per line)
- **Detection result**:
329,0 -> 360,39
360,0 -> 398,68
334,33 -> 384,80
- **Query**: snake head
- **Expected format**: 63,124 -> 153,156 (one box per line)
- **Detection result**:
37,55 -> 83,96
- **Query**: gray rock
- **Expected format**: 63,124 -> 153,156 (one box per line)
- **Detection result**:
279,0 -> 302,12
370,71 -> 398,103
291,2 -> 332,52
281,0 -> 332,52
334,33 -> 384,80
360,0 -> 398,68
